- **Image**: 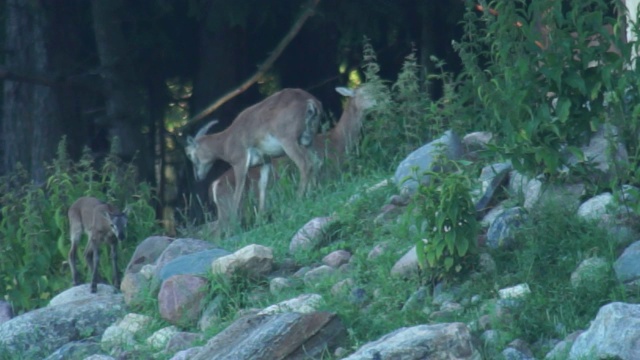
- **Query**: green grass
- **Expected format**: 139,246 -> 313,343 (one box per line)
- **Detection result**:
169,167 -> 640,359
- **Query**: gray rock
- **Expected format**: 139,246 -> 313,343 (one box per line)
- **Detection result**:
568,302 -> 640,359
289,217 -> 334,253
259,294 -> 323,315
577,192 -> 614,221
159,248 -> 230,282
146,325 -> 180,351
0,301 -> 13,325
120,271 -> 150,307
462,131 -> 493,160
342,322 -> 481,360
545,331 -> 582,359
124,235 -> 174,274
481,202 -> 506,227
198,295 -> 225,332
390,246 -> 419,277
170,347 -> 203,360
503,339 -> 535,360
49,284 -> 118,307
211,244 -> 273,279
402,287 -> 428,312
0,294 -> 125,359
474,162 -> 512,214
614,241 -> 640,285
331,278 -> 355,296
43,340 -> 102,360
432,282 -> 460,306
367,243 -> 387,260
486,207 -> 527,249
269,277 -> 294,295
508,171 -> 543,209
303,265 -> 336,286
394,130 -> 464,195
84,355 -> 116,360
158,274 -> 208,327
567,124 -> 628,183
192,312 -> 345,360
570,257 -> 609,289
154,238 -> 217,280
322,250 -> 351,268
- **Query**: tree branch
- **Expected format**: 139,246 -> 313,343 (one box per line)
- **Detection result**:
0,66 -> 58,87
0,66 -> 104,94
181,0 -> 322,134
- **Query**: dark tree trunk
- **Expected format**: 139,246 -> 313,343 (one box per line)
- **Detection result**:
91,0 -> 147,173
2,0 -> 60,182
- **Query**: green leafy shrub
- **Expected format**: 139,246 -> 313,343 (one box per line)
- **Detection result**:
0,137 -> 158,313
409,159 -> 479,281
455,0 -> 636,178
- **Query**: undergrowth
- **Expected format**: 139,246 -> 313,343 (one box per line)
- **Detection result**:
0,137 -> 159,313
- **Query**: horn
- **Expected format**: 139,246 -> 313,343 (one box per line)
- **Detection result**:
195,119 -> 220,139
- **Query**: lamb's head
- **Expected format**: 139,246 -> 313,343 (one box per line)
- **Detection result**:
105,208 -> 128,242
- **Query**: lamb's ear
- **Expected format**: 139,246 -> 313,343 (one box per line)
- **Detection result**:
336,87 -> 355,98
102,211 -> 113,222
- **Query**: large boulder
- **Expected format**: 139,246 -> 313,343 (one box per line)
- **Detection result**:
124,236 -> 174,274
0,294 -> 126,359
159,248 -> 230,282
614,240 -> 640,288
49,284 -> 118,307
568,302 -> 640,359
342,322 -> 481,360
121,235 -> 174,306
577,192 -> 614,221
148,238 -> 217,294
394,130 -> 463,195
158,274 -> 209,327
191,311 -> 345,360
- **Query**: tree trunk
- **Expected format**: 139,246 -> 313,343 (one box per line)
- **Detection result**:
2,0 -> 60,182
91,0 -> 145,168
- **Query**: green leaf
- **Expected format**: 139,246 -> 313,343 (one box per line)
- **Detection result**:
444,257 -> 454,271
555,98 -> 571,123
457,238 -> 469,256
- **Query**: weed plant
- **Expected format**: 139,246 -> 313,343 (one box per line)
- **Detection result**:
0,137 -> 158,313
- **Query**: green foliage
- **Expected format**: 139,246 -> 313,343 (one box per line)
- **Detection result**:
455,0 -> 637,179
469,198 -> 629,356
360,39 -> 465,172
0,137 -> 158,313
409,159 -> 479,280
